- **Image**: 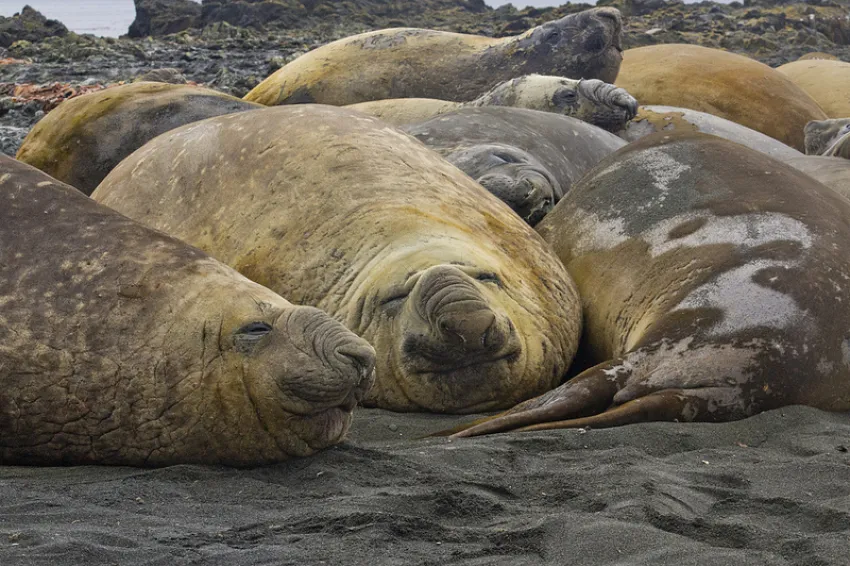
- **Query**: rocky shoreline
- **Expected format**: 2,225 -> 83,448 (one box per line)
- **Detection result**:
0,0 -> 847,155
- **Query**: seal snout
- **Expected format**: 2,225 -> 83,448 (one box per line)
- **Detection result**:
404,265 -> 520,371
282,306 -> 376,410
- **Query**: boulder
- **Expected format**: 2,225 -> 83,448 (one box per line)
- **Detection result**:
127,0 -> 202,38
0,6 -> 68,48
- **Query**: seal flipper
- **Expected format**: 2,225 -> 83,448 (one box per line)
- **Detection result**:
440,360 -> 631,438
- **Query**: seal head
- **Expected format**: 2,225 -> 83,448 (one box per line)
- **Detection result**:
805,118 -> 850,158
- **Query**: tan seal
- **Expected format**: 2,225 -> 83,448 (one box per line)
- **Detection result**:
778,59 -> 850,118
788,156 -> 850,201
347,74 -> 638,132
17,81 -> 262,194
446,132 -> 850,437
92,105 -> 582,414
244,8 -> 624,106
0,156 -> 375,466
615,44 -> 827,151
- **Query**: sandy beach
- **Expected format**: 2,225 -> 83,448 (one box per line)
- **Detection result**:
2,406 -> 849,565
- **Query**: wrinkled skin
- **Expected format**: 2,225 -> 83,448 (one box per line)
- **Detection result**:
0,156 -> 375,467
445,143 -> 561,225
346,75 -> 638,132
805,118 -> 850,159
93,106 -> 581,414
16,81 -> 262,194
442,132 -> 850,438
404,107 -> 625,225
244,8 -> 623,106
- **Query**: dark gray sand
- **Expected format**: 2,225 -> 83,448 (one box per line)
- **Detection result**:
2,406 -> 849,565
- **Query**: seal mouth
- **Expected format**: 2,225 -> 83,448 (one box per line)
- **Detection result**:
409,346 -> 522,377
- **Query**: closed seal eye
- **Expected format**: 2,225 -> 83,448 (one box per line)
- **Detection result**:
233,321 -> 273,352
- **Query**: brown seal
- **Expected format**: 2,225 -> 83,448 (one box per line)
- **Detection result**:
244,8 -> 624,106
0,156 -> 375,466
777,59 -> 850,118
16,81 -> 262,194
615,44 -> 828,151
92,105 -> 582,414
446,132 -> 850,437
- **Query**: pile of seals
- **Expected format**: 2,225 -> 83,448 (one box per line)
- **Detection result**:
5,7 -> 850,466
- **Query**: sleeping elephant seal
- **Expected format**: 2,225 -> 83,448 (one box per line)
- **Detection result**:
777,59 -> 850,118
93,105 -> 582,414
16,82 -> 262,195
446,132 -> 850,437
788,156 -> 850,201
618,105 -> 803,162
805,118 -> 850,159
403,107 -> 626,224
347,75 -> 638,132
0,156 -> 375,467
244,8 -> 624,106
615,44 -> 828,151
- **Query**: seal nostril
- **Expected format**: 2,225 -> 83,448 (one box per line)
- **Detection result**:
335,342 -> 376,381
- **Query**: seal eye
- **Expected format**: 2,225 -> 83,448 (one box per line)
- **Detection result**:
475,272 -> 502,287
238,322 -> 273,336
233,322 -> 273,353
554,89 -> 579,106
492,151 -> 523,164
542,27 -> 561,44
381,288 -> 410,313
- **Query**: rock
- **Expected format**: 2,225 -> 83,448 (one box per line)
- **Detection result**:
0,6 -> 68,48
128,0 -> 202,38
133,67 -> 188,83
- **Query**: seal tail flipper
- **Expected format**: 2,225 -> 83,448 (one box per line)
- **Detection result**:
433,361 -> 629,438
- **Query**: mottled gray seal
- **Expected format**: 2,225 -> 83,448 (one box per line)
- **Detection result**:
618,105 -> 803,162
347,75 -> 638,132
16,81 -> 262,194
805,118 -> 850,159
93,105 -> 582,414
244,8 -> 624,106
403,107 -> 626,224
0,156 -> 375,466
447,132 -> 850,437
615,44 -> 828,151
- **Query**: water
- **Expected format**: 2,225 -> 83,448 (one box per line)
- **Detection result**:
0,0 -> 729,38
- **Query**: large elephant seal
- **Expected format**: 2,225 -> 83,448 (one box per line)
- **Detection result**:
788,156 -> 850,201
93,105 -> 582,414
16,82 -> 262,195
347,75 -> 638,132
0,156 -> 376,466
244,8 -> 624,106
797,52 -> 839,61
403,107 -> 626,224
805,118 -> 850,158
447,132 -> 850,437
614,44 -> 828,151
618,105 -> 803,162
777,59 -> 850,118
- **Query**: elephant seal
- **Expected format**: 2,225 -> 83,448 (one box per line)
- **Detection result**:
0,155 -> 376,466
788,156 -> 850,201
16,82 -> 262,195
777,59 -> 850,118
797,52 -> 839,61
805,118 -> 850,158
403,107 -> 626,224
244,8 -> 624,106
615,44 -> 827,151
446,132 -> 850,437
93,105 -> 582,414
347,75 -> 638,132
619,105 -> 803,162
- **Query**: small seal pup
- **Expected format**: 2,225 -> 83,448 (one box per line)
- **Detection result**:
0,156 -> 376,466
445,132 -> 850,437
16,82 -> 262,194
347,75 -> 638,132
615,44 -> 827,151
778,59 -> 850,118
244,8 -> 624,106
805,118 -> 850,159
619,105 -> 803,162
93,105 -> 582,414
404,107 -> 626,224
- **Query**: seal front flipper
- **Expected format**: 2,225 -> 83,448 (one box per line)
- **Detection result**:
441,359 -> 631,438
